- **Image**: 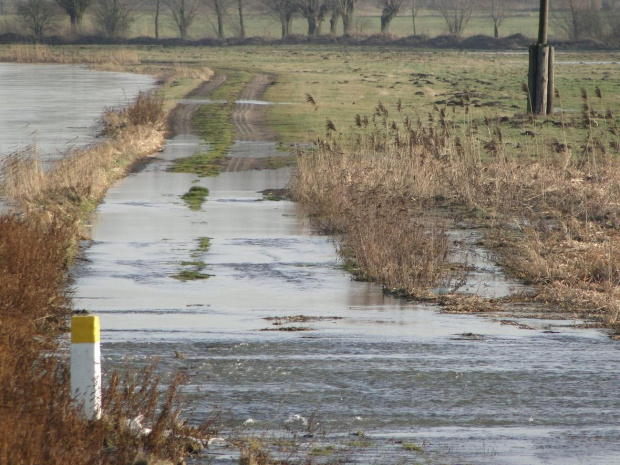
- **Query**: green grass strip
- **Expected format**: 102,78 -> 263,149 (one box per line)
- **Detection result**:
181,185 -> 209,210
170,70 -> 253,177
171,237 -> 213,281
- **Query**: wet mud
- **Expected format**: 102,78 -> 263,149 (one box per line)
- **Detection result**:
72,74 -> 620,465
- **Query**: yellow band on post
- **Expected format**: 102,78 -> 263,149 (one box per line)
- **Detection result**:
71,316 -> 100,343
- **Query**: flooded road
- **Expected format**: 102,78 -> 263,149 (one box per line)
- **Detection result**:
73,77 -> 620,464
0,63 -> 154,160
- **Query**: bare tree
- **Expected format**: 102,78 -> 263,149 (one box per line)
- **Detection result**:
165,0 -> 199,38
93,0 -> 138,37
327,0 -> 339,33
206,0 -> 230,38
336,0 -> 358,34
379,0 -> 404,32
237,0 -> 245,37
554,0 -> 603,39
256,0 -> 294,37
55,0 -> 93,31
432,0 -> 475,37
411,0 -> 421,35
295,0 -> 327,35
489,0 -> 507,37
154,0 -> 160,37
17,0 -> 61,39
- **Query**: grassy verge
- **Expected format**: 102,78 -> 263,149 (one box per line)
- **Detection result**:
170,70 -> 254,176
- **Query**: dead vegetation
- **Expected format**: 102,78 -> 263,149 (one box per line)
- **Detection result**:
0,213 -> 219,464
0,43 -> 140,66
0,92 -> 165,239
293,94 -> 620,330
0,90 -> 222,463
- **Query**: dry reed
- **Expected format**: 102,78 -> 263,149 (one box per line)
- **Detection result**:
0,44 -> 140,66
0,90 -> 221,463
1,92 -> 165,236
293,101 -> 620,328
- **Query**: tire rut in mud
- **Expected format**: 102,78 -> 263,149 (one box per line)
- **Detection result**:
169,73 -> 282,174
168,74 -> 228,137
222,74 -> 278,173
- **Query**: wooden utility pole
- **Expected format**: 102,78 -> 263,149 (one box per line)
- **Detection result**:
528,0 -> 555,115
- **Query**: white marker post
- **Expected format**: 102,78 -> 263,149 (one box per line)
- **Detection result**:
71,315 -> 102,420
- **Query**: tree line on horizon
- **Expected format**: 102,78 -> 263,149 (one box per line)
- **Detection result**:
2,0 -> 619,44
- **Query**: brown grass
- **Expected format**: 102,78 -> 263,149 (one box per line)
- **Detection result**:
1,92 -> 165,238
0,44 -> 140,66
0,89 -> 223,463
293,102 -> 620,328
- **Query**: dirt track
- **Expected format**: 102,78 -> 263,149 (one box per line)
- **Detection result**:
232,74 -> 276,142
168,74 -> 227,136
168,73 -> 280,172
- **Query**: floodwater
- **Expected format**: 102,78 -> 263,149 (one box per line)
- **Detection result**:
0,63 -> 155,160
71,101 -> 620,464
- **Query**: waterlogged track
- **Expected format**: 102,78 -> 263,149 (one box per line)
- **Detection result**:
73,75 -> 620,465
169,74 -> 228,137
224,74 -> 277,173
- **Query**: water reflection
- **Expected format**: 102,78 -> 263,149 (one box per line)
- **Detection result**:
0,63 -> 154,160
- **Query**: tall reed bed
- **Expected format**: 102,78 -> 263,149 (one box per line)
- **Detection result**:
293,97 -> 620,328
0,44 -> 140,66
0,92 -> 219,463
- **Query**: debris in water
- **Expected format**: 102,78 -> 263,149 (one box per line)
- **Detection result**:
260,326 -> 313,332
451,332 -> 484,341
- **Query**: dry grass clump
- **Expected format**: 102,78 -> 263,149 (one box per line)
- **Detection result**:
0,92 -> 165,234
293,124 -> 460,293
0,44 -> 140,66
294,99 -> 620,328
0,217 -> 218,462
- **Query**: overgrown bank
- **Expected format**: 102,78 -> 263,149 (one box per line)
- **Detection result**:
293,98 -> 620,332
0,76 -> 219,463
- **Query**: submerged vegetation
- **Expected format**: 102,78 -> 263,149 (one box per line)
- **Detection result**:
172,236 -> 212,280
181,185 -> 209,210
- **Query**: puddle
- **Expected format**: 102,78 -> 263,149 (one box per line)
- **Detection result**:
71,92 -> 620,464
0,63 -> 155,161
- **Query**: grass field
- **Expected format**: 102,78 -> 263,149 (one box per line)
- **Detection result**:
118,45 -> 620,155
